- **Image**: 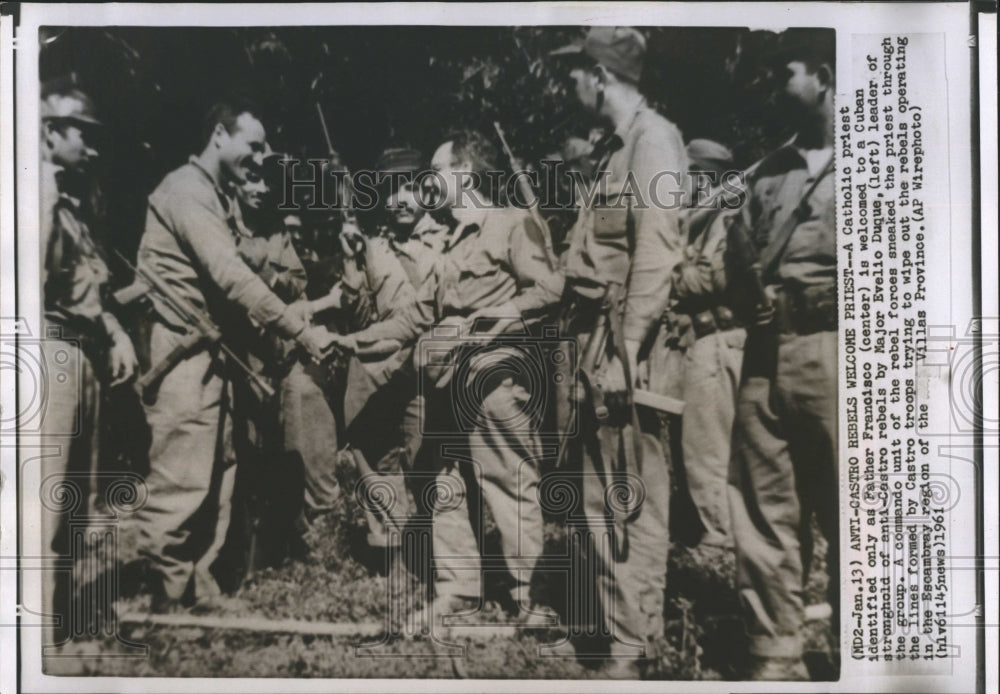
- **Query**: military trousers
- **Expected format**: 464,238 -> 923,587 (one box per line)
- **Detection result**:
429,351 -> 544,607
136,321 -> 236,602
38,333 -> 100,657
728,329 -> 838,658
280,361 -> 341,516
345,364 -> 426,548
681,328 -> 745,547
558,319 -> 671,660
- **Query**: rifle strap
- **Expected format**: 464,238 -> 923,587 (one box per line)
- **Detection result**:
602,283 -> 644,531
756,153 -> 835,280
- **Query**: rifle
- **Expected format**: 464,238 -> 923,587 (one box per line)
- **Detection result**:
555,281 -> 684,470
316,103 -> 362,238
315,103 -> 375,321
112,250 -> 276,404
493,122 -> 559,270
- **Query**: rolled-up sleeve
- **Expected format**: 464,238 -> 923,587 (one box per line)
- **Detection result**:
622,129 -> 687,343
152,184 -> 305,339
266,232 -> 309,303
352,267 -> 437,346
365,238 -> 416,321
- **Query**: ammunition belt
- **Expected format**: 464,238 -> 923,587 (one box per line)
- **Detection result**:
690,305 -> 741,339
773,284 -> 838,336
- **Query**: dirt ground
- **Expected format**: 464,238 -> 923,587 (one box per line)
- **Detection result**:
57,472 -> 838,680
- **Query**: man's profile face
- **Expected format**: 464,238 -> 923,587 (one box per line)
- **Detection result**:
569,67 -> 601,112
216,112 -> 267,181
283,214 -> 304,242
45,119 -> 99,172
387,180 -> 422,229
782,61 -> 821,104
429,141 -> 465,212
777,60 -> 829,124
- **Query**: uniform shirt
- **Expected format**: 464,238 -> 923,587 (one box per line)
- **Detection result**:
562,101 -> 689,343
364,236 -> 416,321
231,205 -> 309,304
40,160 -> 111,332
383,215 -> 450,288
353,206 -> 563,345
346,218 -> 448,388
742,144 -> 836,292
138,157 -> 305,339
670,207 -> 741,311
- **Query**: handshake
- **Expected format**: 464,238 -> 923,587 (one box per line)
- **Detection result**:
291,315 -> 402,365
295,324 -> 346,362
297,328 -> 403,363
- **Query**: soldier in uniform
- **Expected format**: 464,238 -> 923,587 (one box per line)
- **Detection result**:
663,139 -> 745,549
725,30 -> 837,680
228,152 -> 340,563
330,130 -> 564,622
339,148 -> 449,550
133,94 -> 337,612
374,146 -> 450,277
38,81 -> 139,664
550,27 -> 689,676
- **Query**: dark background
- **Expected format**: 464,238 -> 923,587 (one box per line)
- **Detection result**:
40,25 -> 797,257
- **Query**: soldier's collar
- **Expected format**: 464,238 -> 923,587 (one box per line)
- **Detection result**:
592,99 -> 648,162
44,161 -> 85,209
757,135 -> 832,180
613,97 -> 648,139
188,155 -> 233,210
445,206 -> 489,250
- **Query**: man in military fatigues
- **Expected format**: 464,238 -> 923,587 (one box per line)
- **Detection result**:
38,82 -> 139,665
226,152 -> 341,565
550,27 -> 689,677
725,30 -> 838,680
374,147 -> 450,283
339,148 -> 449,549
134,95 -> 336,611
332,130 -> 564,621
661,139 -> 745,549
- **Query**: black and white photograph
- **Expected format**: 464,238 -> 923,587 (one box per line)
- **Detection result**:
0,3 -> 992,692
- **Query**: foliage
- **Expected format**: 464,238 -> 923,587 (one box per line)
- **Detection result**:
40,25 -> 792,252
39,25 -> 829,680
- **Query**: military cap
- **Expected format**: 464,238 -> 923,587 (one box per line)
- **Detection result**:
772,28 -> 836,69
550,27 -> 647,83
40,86 -> 102,126
376,147 -> 423,175
261,146 -> 293,187
686,139 -> 734,173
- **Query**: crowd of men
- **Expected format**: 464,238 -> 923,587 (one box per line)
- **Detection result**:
38,26 -> 837,681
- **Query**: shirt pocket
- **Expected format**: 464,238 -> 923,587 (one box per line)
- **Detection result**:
592,181 -> 630,241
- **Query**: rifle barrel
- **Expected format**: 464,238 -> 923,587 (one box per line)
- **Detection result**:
316,102 -> 335,155
493,121 -> 557,267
